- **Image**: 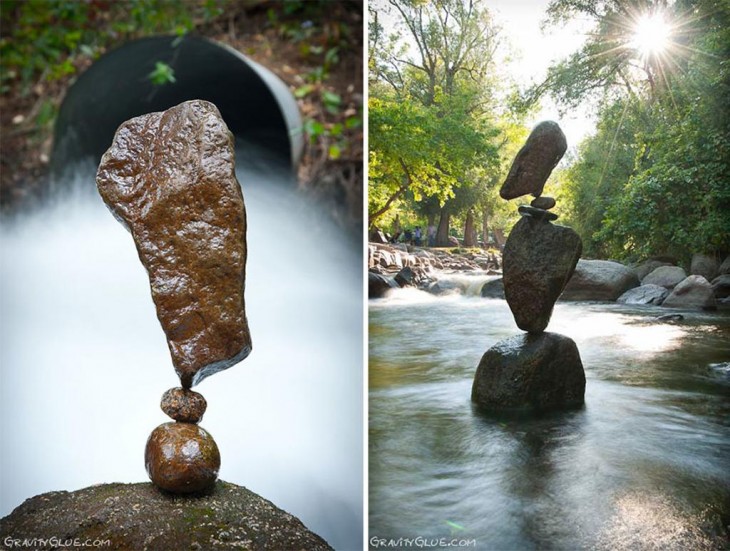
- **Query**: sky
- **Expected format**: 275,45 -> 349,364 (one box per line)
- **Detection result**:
372,0 -> 599,149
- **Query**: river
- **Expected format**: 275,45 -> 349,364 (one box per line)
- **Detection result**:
369,279 -> 729,549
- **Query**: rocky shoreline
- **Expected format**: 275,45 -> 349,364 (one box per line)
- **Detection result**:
368,242 -> 730,311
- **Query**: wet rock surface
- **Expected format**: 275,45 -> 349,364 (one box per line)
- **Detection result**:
503,217 -> 582,333
617,284 -> 669,305
472,332 -> 585,412
500,121 -> 567,200
369,272 -> 397,298
161,387 -> 207,423
96,99 -> 251,388
145,422 -> 220,494
0,481 -> 332,550
480,277 -> 505,299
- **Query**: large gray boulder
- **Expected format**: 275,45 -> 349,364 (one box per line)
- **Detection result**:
617,284 -> 669,305
690,253 -> 719,281
503,217 -> 582,333
662,275 -> 716,309
0,481 -> 331,550
632,259 -> 672,282
471,332 -> 585,412
500,121 -> 567,200
711,274 -> 730,299
642,265 -> 687,289
560,259 -> 639,301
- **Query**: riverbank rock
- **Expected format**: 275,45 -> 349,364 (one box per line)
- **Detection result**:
642,265 -> 687,289
500,121 -> 567,200
632,259 -> 672,282
720,256 -> 730,275
662,275 -> 716,310
690,253 -> 719,282
617,284 -> 669,305
369,272 -> 397,298
503,217 -> 582,332
96,99 -> 251,389
0,481 -> 331,550
711,274 -> 730,299
471,332 -> 585,412
561,259 -> 639,301
481,278 -> 505,299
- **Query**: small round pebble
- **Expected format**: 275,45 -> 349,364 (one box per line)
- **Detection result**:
530,196 -> 556,210
161,387 -> 207,423
145,422 -> 220,494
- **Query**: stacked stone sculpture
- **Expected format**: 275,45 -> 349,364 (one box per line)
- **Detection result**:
472,121 -> 585,412
96,100 -> 251,493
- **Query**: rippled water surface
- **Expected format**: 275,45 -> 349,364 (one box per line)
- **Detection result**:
0,159 -> 362,550
369,283 -> 729,550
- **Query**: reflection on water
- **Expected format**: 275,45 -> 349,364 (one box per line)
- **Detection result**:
370,288 -> 730,549
0,160 -> 362,550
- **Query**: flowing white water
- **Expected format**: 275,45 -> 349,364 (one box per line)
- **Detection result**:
369,288 -> 730,549
0,162 -> 363,550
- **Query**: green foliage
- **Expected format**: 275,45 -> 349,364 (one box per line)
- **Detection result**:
547,0 -> 730,261
148,61 -> 176,86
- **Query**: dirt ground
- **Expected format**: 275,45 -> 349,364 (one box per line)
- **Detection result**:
0,0 -> 363,233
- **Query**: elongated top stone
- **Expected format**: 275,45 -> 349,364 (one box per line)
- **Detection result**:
500,121 -> 567,200
96,100 -> 251,388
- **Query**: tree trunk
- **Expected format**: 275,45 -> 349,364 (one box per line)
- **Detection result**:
493,227 -> 506,250
436,206 -> 451,247
463,209 -> 477,248
481,208 -> 490,248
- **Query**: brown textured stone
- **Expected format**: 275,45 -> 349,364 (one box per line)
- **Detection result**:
530,196 -> 556,210
500,121 -> 567,200
161,387 -> 207,423
145,422 -> 220,494
96,100 -> 251,388
503,216 -> 582,333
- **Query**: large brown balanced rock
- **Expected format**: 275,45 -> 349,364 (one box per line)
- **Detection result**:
503,216 -> 582,333
500,121 -> 567,200
96,100 -> 251,388
145,422 -> 221,494
472,332 -> 585,412
0,481 -> 332,550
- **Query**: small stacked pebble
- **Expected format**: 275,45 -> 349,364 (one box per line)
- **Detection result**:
144,388 -> 221,494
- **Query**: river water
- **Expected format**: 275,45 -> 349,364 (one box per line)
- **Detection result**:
369,278 -> 729,550
0,158 -> 363,550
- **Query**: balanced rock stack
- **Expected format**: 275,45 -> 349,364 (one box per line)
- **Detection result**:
472,121 -> 586,412
96,100 -> 251,493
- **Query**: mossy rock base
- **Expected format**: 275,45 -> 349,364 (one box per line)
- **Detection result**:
0,480 -> 332,550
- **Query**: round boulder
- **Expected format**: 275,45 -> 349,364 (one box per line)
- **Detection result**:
145,422 -> 220,494
690,253 -> 719,282
632,259 -> 672,282
471,332 -> 585,412
711,274 -> 730,299
642,265 -> 687,289
662,275 -> 716,310
560,259 -> 639,301
480,277 -> 505,299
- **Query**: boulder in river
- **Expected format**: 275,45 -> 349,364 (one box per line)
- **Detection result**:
500,121 -> 567,200
369,271 -> 397,298
642,265 -> 688,289
503,217 -> 582,333
472,332 -> 585,412
632,259 -> 672,282
96,99 -> 251,388
662,275 -> 716,310
480,277 -> 505,299
616,284 -> 670,306
719,255 -> 730,275
561,259 -> 639,301
711,274 -> 730,299
0,481 -> 332,550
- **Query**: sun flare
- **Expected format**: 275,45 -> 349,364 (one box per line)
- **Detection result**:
631,13 -> 671,58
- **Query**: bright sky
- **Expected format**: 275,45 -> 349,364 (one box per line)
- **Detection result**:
487,0 -> 597,148
372,0 -> 598,149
